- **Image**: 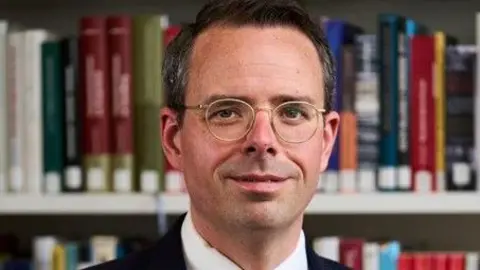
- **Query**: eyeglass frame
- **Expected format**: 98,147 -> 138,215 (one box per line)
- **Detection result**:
181,97 -> 327,143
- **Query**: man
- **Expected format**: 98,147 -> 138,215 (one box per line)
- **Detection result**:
86,0 -> 344,269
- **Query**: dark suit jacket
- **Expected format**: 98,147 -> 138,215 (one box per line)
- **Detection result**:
83,214 -> 350,270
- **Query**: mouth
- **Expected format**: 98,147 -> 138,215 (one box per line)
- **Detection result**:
228,174 -> 289,194
231,174 -> 287,183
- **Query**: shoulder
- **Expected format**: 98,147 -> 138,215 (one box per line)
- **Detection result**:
316,255 -> 352,270
80,214 -> 187,270
80,246 -> 156,270
306,245 -> 351,270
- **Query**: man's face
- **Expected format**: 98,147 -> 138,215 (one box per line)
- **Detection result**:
161,25 -> 339,229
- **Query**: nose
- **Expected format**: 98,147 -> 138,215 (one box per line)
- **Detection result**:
242,110 -> 278,156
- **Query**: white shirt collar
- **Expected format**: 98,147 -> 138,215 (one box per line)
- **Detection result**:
181,211 -> 309,270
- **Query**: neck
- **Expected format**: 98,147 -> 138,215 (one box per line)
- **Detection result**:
189,207 -> 304,270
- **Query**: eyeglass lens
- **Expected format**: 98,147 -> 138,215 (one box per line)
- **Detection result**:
205,99 -> 319,143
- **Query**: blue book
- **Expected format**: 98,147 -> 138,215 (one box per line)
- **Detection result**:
324,20 -> 362,191
65,242 -> 79,270
377,13 -> 405,191
379,241 -> 401,270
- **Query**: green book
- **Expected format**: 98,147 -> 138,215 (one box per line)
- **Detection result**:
133,14 -> 165,193
42,40 -> 65,193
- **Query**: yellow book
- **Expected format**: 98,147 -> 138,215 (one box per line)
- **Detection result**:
52,244 -> 66,270
434,32 -> 456,191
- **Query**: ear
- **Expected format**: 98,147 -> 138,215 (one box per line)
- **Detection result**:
160,107 -> 183,171
320,111 -> 340,171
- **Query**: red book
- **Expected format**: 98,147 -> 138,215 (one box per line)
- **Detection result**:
80,17 -> 111,156
106,15 -> 134,191
79,16 -> 113,191
410,35 -> 436,192
164,25 -> 181,45
432,253 -> 448,270
412,253 -> 432,270
398,253 -> 413,270
447,253 -> 465,270
107,16 -> 133,157
339,238 -> 363,270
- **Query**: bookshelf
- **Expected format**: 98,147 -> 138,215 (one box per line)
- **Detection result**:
1,0 -> 480,268
4,193 -> 480,215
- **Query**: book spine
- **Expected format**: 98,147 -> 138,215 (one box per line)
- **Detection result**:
466,252 -> 479,270
24,30 -> 51,194
7,31 -> 25,192
324,21 -> 343,193
79,16 -> 113,192
61,37 -> 85,192
339,44 -> 357,193
410,35 -> 436,192
312,237 -> 340,262
434,32 -> 447,192
52,244 -> 66,270
133,15 -> 165,193
377,15 -> 399,191
107,15 -> 134,193
42,41 -> 65,194
445,45 -> 476,191
476,13 -> 480,194
354,34 -> 379,193
432,253 -> 448,270
397,253 -> 413,270
412,253 -> 432,269
339,238 -> 364,270
397,22 -> 410,191
362,242 -> 379,270
448,253 -> 466,269
0,21 -> 7,193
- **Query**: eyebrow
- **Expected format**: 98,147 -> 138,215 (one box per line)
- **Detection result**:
200,93 -> 318,106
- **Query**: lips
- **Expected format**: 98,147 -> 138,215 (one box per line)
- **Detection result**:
231,174 -> 287,183
229,174 -> 289,194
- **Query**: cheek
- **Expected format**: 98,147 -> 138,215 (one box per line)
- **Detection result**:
286,137 -> 323,181
179,120 -> 232,184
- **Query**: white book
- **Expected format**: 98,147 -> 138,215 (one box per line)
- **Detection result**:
90,236 -> 119,263
313,236 -> 340,262
0,20 -> 8,193
33,236 -> 57,270
363,242 -> 379,270
22,29 -> 54,194
466,252 -> 479,270
7,30 -> 26,193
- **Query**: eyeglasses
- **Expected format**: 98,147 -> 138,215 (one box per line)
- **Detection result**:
183,98 -> 326,143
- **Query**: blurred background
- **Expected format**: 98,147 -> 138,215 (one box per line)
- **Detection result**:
1,0 -> 480,269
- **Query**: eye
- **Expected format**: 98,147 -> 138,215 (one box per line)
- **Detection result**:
214,109 -> 237,119
282,107 -> 302,119
276,103 -> 315,124
207,103 -> 246,124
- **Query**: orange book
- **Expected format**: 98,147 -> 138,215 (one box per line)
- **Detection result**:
339,44 -> 358,193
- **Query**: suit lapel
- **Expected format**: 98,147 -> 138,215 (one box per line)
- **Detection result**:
146,214 -> 188,270
306,243 -> 323,270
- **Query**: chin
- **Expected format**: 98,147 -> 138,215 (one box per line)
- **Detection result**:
228,200 -> 300,230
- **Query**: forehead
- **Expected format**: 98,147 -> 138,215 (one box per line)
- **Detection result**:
186,25 -> 324,106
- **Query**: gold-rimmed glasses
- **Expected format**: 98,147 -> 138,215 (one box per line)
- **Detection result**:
183,98 -> 326,143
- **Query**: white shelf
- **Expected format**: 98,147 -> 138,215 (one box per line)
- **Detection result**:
306,193 -> 480,214
0,193 -> 189,215
2,193 -> 480,215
